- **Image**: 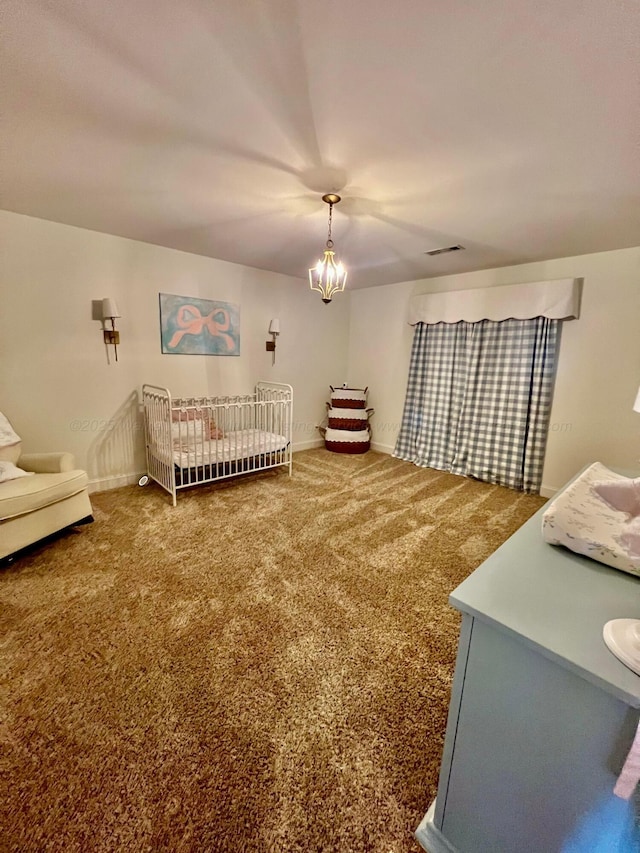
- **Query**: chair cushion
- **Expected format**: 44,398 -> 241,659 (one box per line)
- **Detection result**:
0,470 -> 89,520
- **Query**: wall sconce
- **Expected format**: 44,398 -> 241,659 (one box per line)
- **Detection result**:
102,298 -> 121,362
266,318 -> 280,365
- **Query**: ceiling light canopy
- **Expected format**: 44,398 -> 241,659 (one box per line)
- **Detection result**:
309,193 -> 347,304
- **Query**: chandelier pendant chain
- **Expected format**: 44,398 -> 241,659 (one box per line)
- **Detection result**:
326,202 -> 334,249
309,192 -> 348,304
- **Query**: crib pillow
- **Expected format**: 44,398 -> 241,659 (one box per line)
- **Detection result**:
171,409 -> 223,440
171,421 -> 223,442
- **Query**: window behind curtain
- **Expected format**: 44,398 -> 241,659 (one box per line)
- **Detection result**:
394,316 -> 559,493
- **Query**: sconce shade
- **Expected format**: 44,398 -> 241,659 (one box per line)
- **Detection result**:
101,298 -> 121,362
269,319 -> 280,335
102,298 -> 121,320
634,384 -> 640,413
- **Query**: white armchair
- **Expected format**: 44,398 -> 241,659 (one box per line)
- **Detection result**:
0,444 -> 93,561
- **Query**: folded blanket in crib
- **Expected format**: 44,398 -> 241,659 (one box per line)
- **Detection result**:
542,462 -> 640,578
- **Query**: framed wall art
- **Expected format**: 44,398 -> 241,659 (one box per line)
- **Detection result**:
159,293 -> 240,356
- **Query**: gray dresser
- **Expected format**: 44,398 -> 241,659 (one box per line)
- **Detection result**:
416,485 -> 640,853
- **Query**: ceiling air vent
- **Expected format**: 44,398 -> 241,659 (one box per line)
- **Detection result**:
424,244 -> 465,256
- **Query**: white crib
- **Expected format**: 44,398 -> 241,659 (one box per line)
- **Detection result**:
142,382 -> 293,505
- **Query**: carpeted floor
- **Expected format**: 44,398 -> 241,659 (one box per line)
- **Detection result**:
0,449 -> 546,853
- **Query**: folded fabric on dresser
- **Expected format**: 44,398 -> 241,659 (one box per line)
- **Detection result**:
542,462 -> 640,577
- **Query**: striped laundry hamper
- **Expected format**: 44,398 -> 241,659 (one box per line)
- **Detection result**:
321,386 -> 373,453
329,386 -> 368,410
324,426 -> 371,454
326,404 -> 374,431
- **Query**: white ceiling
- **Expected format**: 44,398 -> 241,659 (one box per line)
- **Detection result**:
2,0 -> 639,289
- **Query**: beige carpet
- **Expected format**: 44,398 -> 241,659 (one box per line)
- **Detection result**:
0,449 -> 546,852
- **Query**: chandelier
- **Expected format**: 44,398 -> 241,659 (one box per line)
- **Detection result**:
308,193 -> 348,304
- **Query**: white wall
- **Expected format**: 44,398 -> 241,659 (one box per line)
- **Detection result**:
0,211 -> 349,489
3,209 -> 638,498
347,247 -> 640,495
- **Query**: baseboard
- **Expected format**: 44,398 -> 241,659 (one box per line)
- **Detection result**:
370,441 -> 395,455
294,439 -> 395,455
415,800 -> 460,853
540,484 -> 558,498
300,440 -> 556,495
89,446 -> 323,492
88,473 -> 144,493
88,440 -> 391,490
293,438 -> 325,452
368,448 -> 558,496
89,464 -> 557,498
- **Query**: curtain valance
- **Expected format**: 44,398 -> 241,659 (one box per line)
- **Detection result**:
408,278 -> 581,326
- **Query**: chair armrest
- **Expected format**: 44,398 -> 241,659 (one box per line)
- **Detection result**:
18,452 -> 76,473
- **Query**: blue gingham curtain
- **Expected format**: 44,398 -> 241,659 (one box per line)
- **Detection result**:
394,317 -> 558,492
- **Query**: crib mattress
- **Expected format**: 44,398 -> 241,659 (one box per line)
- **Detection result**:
170,429 -> 289,468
